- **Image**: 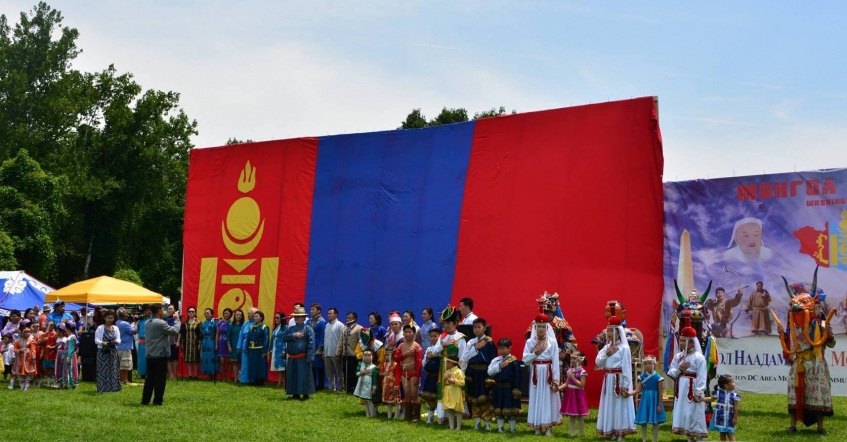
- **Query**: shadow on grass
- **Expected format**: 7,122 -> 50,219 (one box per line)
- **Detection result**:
742,409 -> 788,418
340,409 -> 370,419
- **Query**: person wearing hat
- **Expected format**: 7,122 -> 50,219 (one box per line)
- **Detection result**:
667,313 -> 708,441
357,327 -> 386,409
524,311 -> 561,436
385,311 -> 403,353
429,306 -> 468,424
723,217 -> 773,263
47,301 -> 73,330
595,313 -> 636,440
283,305 -> 315,400
384,311 -> 404,419
38,304 -> 51,329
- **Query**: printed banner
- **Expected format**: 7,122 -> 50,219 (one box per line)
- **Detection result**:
663,169 -> 847,395
715,336 -> 847,396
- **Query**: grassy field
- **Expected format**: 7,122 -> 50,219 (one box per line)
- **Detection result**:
0,379 -> 844,441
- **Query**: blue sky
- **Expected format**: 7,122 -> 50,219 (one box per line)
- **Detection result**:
4,1 -> 846,180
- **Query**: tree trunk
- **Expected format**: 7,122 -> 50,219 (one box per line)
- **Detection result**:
83,235 -> 94,278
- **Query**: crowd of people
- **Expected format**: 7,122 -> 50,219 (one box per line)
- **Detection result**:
0,291 -> 835,441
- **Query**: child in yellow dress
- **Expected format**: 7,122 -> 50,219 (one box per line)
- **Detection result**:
442,354 -> 466,431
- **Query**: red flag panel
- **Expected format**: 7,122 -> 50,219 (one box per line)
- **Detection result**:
451,97 -> 664,406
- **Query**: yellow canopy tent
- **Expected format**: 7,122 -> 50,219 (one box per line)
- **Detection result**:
44,276 -> 164,304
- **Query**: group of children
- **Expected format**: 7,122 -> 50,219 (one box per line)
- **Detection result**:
353,313 -> 528,433
350,308 -> 741,441
1,319 -> 79,390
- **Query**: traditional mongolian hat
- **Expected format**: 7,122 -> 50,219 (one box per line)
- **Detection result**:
291,305 -> 308,317
441,305 -> 460,323
606,301 -> 622,328
389,311 -> 402,324
680,312 -> 697,338
726,217 -> 763,248
360,328 -> 373,347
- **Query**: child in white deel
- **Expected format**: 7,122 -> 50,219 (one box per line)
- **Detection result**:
709,374 -> 740,441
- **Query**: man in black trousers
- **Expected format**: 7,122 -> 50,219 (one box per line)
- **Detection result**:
142,304 -> 181,405
337,311 -> 362,394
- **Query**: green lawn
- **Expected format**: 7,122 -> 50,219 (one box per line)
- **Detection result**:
0,379 -> 843,441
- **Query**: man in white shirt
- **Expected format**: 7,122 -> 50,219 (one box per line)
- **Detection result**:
459,297 -> 478,325
322,307 -> 344,391
288,302 -> 311,327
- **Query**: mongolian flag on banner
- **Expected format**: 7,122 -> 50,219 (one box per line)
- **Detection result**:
183,97 -> 665,405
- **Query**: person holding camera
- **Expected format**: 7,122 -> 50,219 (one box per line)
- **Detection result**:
142,305 -> 181,405
94,310 -> 122,393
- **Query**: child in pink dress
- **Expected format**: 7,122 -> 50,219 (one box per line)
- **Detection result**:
559,350 -> 589,437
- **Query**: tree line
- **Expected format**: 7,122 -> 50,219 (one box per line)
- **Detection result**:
0,3 -> 194,298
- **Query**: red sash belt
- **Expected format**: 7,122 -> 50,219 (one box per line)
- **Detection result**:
532,360 -> 553,387
137,339 -> 145,344
674,372 -> 697,402
287,352 -> 306,359
604,368 -> 623,397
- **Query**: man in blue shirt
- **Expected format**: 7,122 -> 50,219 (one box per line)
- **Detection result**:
116,307 -> 136,384
310,303 -> 326,390
47,301 -> 74,329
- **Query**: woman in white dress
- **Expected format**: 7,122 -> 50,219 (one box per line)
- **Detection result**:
595,317 -> 636,440
523,314 -> 561,436
667,317 -> 708,441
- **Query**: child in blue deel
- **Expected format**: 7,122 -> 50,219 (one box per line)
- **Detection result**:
709,374 -> 740,441
628,355 -> 666,442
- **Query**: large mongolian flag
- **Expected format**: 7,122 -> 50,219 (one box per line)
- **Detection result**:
183,97 -> 664,404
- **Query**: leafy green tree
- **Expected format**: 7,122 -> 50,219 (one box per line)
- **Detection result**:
399,109 -> 428,129
0,229 -> 17,270
225,137 -> 254,145
400,106 -> 515,129
113,268 -> 143,286
429,107 -> 469,126
0,3 -> 195,297
0,3 -> 86,169
0,149 -> 67,279
473,106 -> 517,119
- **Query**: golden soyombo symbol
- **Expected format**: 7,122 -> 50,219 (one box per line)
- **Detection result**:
198,161 -> 279,316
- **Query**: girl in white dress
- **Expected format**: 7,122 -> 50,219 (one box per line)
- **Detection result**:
667,316 -> 708,441
595,316 -> 636,440
354,349 -> 379,417
523,313 -> 561,436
